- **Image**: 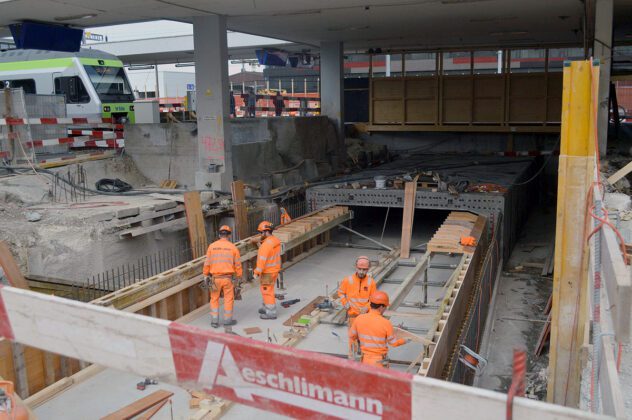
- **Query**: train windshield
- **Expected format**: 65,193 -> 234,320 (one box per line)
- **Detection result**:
84,65 -> 135,102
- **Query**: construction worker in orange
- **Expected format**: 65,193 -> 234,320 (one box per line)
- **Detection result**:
254,221 -> 281,319
349,291 -> 411,368
338,256 -> 377,357
280,207 -> 292,225
202,225 -> 242,328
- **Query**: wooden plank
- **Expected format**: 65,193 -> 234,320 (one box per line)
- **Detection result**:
400,178 -> 418,258
118,217 -> 186,238
600,224 -> 631,341
599,335 -> 626,418
390,252 -> 429,310
231,180 -> 249,240
137,398 -> 170,420
607,160 -> 632,185
115,205 -> 185,227
101,389 -> 173,420
184,191 -> 207,259
0,241 -> 29,289
11,343 -> 29,398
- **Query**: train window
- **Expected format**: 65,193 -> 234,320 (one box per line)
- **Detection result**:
0,79 -> 36,94
54,76 -> 90,104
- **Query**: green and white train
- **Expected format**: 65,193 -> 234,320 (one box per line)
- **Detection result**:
0,48 -> 135,123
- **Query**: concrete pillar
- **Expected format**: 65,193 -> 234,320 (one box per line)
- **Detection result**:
594,0 -> 613,156
320,41 -> 344,142
193,15 -> 233,190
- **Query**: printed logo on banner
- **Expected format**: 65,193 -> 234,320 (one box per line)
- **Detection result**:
0,286 -> 15,340
168,323 -> 412,419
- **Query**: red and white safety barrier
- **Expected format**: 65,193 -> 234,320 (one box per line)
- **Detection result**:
67,130 -> 124,139
0,151 -> 9,158
0,117 -> 114,126
0,285 -> 597,420
495,150 -> 559,157
25,136 -> 124,149
160,107 -> 185,113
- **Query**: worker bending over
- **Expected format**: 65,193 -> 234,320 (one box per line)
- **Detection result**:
254,221 -> 281,319
349,291 -> 411,368
203,225 -> 242,328
280,207 -> 292,225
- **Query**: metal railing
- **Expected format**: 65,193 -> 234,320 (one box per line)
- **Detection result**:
448,212 -> 502,384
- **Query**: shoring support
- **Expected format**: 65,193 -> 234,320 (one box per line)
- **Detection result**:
547,60 -> 598,407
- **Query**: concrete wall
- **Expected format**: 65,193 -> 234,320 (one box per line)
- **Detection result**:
125,123 -> 199,188
125,116 -> 342,191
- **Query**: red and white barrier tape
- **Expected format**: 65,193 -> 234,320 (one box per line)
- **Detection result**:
495,150 -> 559,157
26,136 -> 124,149
160,107 -> 185,113
67,130 -> 124,139
0,285 -> 598,420
0,117 -> 114,126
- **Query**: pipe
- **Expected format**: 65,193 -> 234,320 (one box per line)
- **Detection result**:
337,225 -> 394,251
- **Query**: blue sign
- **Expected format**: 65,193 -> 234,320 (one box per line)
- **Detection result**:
187,84 -> 195,91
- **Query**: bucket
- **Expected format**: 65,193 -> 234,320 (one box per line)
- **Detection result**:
375,176 -> 386,189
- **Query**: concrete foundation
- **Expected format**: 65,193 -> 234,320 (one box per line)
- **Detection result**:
125,117 -> 341,192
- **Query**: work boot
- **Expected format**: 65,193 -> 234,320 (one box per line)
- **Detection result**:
260,305 -> 277,320
211,317 -> 219,328
223,318 -> 237,327
258,306 -> 266,315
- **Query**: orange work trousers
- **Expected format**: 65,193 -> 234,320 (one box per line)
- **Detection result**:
347,314 -> 359,358
210,276 -> 234,320
361,353 -> 388,368
259,273 -> 278,305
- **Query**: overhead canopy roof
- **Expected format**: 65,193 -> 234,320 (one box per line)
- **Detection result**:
0,0 -> 631,50
87,32 -> 311,65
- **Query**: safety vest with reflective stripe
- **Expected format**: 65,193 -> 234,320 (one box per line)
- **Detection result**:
348,309 -> 406,356
254,235 -> 281,275
203,238 -> 243,277
338,274 -> 376,317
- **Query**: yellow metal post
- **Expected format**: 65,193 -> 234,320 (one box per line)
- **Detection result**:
548,60 -> 598,407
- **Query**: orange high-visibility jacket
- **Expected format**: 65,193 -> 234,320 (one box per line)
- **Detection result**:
254,235 -> 281,276
349,309 -> 406,356
203,238 -> 243,277
338,274 -> 376,317
280,211 -> 292,225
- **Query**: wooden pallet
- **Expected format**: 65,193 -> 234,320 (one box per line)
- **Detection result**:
427,212 -> 486,254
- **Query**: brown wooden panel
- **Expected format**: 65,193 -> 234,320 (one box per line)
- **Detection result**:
443,99 -> 471,123
473,98 -> 503,123
406,99 -> 436,123
509,97 -> 546,122
372,79 -> 404,98
406,78 -> 436,98
474,77 -> 504,97
547,97 -> 562,122
547,74 -> 563,97
443,77 -> 472,98
374,100 -> 404,124
509,74 -> 546,97
24,347 -> 45,396
0,340 -> 15,383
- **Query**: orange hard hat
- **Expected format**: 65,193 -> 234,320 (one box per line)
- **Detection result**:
219,225 -> 232,233
370,291 -> 390,306
257,221 -> 273,232
356,256 -> 371,269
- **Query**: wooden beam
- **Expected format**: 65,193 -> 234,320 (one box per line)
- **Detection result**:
231,180 -> 249,240
184,191 -> 207,259
0,241 -> 29,289
101,390 -> 173,420
599,335 -> 626,418
548,60 -> 597,407
606,160 -> 632,185
400,177 -> 418,259
390,252 -> 429,309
